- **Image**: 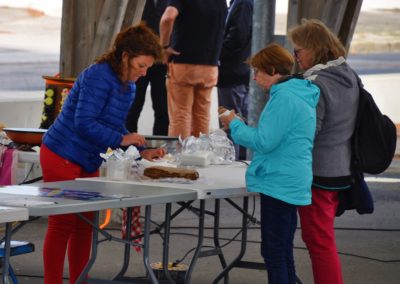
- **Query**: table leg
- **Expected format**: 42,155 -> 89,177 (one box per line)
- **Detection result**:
2,222 -> 12,284
212,196 -> 249,284
185,200 -> 205,284
76,211 -> 100,284
162,203 -> 176,284
115,207 -> 133,278
212,199 -> 229,284
143,205 -> 159,283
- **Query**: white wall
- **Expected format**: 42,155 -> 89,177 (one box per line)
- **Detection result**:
360,73 -> 400,122
0,91 -> 43,128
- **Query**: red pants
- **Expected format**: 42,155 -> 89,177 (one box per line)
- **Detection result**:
166,63 -> 218,138
298,187 -> 343,284
40,144 -> 99,284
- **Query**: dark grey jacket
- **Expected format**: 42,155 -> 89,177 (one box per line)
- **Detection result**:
303,57 -> 359,177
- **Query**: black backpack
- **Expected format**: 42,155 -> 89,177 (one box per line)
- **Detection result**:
352,84 -> 397,175
336,81 -> 397,216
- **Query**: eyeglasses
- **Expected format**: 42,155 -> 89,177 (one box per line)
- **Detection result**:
293,48 -> 305,57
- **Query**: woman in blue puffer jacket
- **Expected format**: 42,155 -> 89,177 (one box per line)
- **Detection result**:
220,43 -> 320,284
40,24 -> 163,284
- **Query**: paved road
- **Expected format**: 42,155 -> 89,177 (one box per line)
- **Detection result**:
0,51 -> 399,92
348,53 -> 400,75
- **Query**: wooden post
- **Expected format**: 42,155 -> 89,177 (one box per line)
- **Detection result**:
60,0 -> 104,77
339,0 -> 363,54
59,0 -> 146,78
88,0 -> 130,64
287,0 -> 363,54
121,0 -> 147,30
320,0 -> 349,34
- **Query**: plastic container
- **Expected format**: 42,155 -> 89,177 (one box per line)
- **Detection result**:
106,159 -> 131,181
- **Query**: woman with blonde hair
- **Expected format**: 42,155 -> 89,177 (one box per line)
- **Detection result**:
220,43 -> 320,283
288,19 -> 360,284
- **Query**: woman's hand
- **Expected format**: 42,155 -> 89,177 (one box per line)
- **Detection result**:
219,110 -> 236,130
121,133 -> 146,147
140,148 -> 166,161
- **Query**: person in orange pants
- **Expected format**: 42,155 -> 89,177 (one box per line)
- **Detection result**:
159,0 -> 227,138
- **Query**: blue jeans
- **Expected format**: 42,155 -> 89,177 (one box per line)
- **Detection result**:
260,194 -> 298,284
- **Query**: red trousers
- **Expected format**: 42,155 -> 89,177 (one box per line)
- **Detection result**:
298,187 -> 344,284
40,144 -> 99,284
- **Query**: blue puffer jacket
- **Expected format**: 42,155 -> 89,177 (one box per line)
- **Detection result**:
43,62 -> 136,173
230,78 -> 320,205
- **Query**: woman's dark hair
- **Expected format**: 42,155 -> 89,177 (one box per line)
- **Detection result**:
96,22 -> 163,77
288,18 -> 346,65
248,43 -> 294,76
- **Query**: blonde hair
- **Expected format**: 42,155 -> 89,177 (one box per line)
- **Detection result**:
288,18 -> 346,65
248,43 -> 294,76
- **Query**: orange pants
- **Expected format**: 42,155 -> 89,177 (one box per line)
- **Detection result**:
166,63 -> 218,138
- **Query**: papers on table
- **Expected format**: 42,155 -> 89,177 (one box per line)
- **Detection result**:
0,185 -> 132,202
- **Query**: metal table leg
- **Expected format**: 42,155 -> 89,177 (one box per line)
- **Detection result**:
185,200 -> 205,284
76,211 -> 100,284
162,203 -> 176,284
212,199 -> 229,284
212,196 -> 249,284
115,207 -> 133,279
143,205 -> 158,283
2,222 -> 12,284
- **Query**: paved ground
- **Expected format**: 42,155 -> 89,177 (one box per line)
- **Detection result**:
3,159 -> 400,284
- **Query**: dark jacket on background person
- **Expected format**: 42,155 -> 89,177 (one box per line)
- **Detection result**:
142,0 -> 167,34
168,0 -> 227,65
218,0 -> 253,87
43,63 -> 135,173
125,0 -> 169,135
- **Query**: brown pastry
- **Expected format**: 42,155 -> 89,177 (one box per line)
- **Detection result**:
144,166 -> 199,180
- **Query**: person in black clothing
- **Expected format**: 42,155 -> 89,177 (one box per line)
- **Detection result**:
217,0 -> 253,160
126,0 -> 169,135
160,0 -> 227,138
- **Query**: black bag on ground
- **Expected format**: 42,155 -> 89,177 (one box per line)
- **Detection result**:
336,81 -> 397,216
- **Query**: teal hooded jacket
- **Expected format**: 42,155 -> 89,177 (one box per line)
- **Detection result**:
230,78 -> 320,205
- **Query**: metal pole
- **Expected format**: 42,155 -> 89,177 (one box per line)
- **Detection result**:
247,0 -> 276,158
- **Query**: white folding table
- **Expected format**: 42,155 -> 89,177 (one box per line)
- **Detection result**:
0,181 -> 196,284
79,162 -> 262,284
